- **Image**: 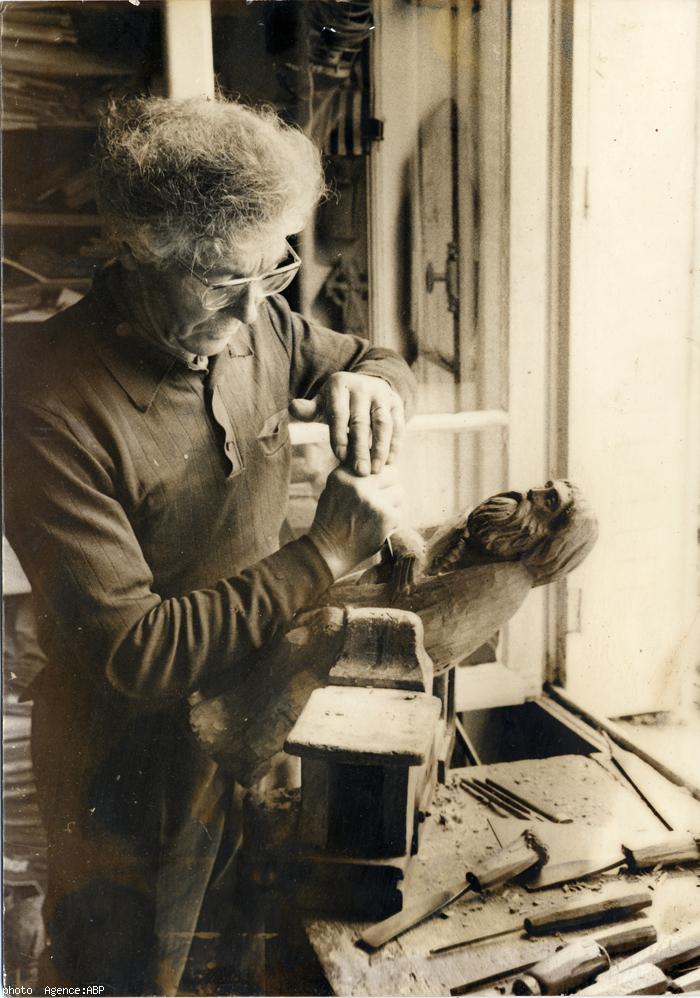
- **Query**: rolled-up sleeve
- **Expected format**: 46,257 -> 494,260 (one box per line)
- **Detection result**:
4,403 -> 333,703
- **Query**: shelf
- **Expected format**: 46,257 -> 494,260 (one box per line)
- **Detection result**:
3,121 -> 97,132
4,211 -> 101,228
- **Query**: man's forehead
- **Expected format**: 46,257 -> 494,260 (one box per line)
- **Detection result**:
206,236 -> 289,280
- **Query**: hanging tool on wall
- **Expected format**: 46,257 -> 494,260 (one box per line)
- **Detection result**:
525,831 -> 700,890
357,829 -> 548,951
430,887 -> 652,954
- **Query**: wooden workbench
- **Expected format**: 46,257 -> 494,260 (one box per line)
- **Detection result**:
304,754 -> 700,996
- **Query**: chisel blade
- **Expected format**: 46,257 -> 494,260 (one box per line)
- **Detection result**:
524,855 -> 622,890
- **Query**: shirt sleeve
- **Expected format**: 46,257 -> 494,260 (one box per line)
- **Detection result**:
264,294 -> 416,412
4,402 -> 333,704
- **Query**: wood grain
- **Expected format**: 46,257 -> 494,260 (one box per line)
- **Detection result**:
324,561 -> 532,673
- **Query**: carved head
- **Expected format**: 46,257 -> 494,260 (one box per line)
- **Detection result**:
467,480 -> 598,585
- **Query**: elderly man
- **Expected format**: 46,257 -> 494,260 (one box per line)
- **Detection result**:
4,96 -> 414,996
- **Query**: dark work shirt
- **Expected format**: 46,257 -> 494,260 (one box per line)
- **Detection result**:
3,266 -> 415,993
4,270 -> 415,702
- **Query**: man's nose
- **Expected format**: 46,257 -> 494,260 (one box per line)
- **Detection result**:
229,282 -> 262,324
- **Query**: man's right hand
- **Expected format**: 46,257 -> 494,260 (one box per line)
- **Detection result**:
307,465 -> 403,581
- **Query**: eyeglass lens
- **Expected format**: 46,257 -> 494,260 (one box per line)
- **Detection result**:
202,260 -> 299,310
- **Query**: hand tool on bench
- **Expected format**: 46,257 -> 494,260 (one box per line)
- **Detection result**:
667,966 -> 700,993
483,776 -> 573,824
448,918 -> 657,995
525,831 -> 700,890
467,778 -> 541,821
593,927 -> 700,983
460,778 -> 519,820
357,829 -> 548,951
578,963 -> 670,995
511,938 -> 611,994
429,886 -> 651,954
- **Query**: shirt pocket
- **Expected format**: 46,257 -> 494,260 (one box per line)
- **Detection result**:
256,407 -> 290,456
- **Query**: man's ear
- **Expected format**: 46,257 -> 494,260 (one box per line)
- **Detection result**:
118,244 -> 138,271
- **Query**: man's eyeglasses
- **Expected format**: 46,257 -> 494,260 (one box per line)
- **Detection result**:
183,241 -> 301,311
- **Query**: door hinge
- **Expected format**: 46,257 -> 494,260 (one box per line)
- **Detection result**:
426,241 -> 460,315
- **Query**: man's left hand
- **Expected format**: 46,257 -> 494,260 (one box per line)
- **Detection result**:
289,372 -> 405,476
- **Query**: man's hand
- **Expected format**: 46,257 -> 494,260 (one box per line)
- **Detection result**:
307,465 -> 403,580
289,372 -> 405,476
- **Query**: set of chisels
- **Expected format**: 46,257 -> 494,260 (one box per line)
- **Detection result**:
459,776 -> 572,824
357,827 -> 700,995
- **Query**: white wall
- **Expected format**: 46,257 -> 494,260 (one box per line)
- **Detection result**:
566,0 -> 700,714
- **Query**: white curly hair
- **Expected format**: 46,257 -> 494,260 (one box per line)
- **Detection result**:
96,95 -> 325,270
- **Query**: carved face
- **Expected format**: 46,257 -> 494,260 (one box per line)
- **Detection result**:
467,479 -> 598,585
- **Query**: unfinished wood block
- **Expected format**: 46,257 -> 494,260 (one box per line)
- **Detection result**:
285,686 -> 441,766
328,607 -> 433,692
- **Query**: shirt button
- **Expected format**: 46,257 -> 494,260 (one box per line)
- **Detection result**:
225,441 -> 234,451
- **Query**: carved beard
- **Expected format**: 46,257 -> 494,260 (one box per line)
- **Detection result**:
466,492 -> 560,559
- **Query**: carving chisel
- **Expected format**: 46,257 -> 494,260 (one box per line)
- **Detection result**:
593,927 -> 700,983
430,887 -> 652,954
460,778 -> 518,820
526,831 -> 700,890
483,777 -> 573,824
468,778 -> 536,820
578,963 -> 670,996
449,918 -> 656,995
511,938 -> 610,995
668,966 -> 700,993
357,830 -> 548,951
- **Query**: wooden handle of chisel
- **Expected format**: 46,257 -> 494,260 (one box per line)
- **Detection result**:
524,889 -> 651,935
597,928 -> 700,979
450,922 -> 656,998
467,830 -> 549,892
511,939 -> 609,995
578,963 -> 669,995
622,833 -> 700,872
592,915 -> 657,956
667,967 -> 700,994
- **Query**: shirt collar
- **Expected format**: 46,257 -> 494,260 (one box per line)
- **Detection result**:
86,264 -> 252,412
90,314 -> 181,413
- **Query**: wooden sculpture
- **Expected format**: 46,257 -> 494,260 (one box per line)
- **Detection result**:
190,479 -> 598,786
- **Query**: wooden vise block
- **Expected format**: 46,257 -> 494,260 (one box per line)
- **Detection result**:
328,607 -> 433,692
285,685 -> 441,858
